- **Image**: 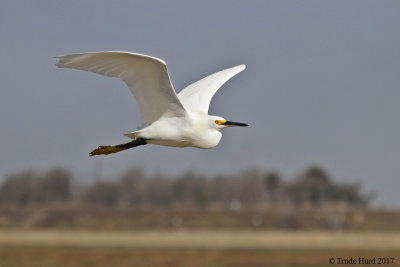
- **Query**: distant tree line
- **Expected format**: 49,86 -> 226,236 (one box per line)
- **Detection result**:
0,169 -> 71,205
0,166 -> 371,209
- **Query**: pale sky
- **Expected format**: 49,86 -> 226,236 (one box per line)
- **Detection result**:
1,1 -> 399,206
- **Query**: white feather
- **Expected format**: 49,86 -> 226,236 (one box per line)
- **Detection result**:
177,65 -> 246,114
56,51 -> 186,125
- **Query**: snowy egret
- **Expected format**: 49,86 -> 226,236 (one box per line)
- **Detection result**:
55,51 -> 248,156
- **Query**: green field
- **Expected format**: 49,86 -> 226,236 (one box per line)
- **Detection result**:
1,230 -> 400,267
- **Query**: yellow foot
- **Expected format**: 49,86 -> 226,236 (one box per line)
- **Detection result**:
89,145 -> 122,156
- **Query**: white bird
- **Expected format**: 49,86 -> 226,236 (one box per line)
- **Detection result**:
55,51 -> 248,156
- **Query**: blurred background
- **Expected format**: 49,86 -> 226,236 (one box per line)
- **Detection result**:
1,1 -> 400,266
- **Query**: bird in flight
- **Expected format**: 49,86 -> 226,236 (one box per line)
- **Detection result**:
55,51 -> 248,156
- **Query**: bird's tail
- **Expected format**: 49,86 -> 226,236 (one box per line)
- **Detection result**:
89,138 -> 148,156
123,130 -> 141,139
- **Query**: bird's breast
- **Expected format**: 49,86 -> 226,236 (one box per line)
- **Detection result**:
189,129 -> 222,149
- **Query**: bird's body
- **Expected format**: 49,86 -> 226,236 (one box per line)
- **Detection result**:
55,51 -> 248,155
136,113 -> 223,149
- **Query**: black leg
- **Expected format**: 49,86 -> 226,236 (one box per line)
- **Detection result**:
115,138 -> 148,150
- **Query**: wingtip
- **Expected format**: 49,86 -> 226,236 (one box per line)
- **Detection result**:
227,64 -> 246,72
232,64 -> 246,72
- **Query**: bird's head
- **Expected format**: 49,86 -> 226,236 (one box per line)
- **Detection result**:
211,116 -> 249,130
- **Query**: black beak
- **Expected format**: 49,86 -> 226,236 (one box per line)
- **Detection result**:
222,121 -> 249,127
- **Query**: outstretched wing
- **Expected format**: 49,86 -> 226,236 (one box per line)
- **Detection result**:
56,51 -> 186,125
177,65 -> 246,114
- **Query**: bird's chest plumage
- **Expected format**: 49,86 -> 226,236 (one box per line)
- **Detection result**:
193,130 -> 222,148
183,118 -> 222,149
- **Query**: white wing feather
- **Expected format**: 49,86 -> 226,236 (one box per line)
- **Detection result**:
55,51 -> 186,125
177,65 -> 246,114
